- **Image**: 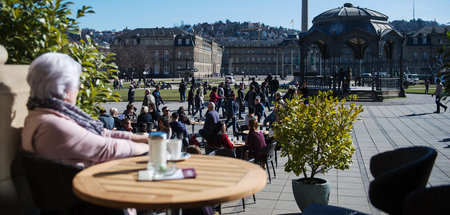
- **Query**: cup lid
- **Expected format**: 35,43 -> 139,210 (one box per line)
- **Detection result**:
149,132 -> 167,140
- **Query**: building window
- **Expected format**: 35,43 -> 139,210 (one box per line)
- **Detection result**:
186,39 -> 190,45
163,63 -> 169,75
178,51 -> 182,59
178,39 -> 182,45
155,50 -> 159,58
439,39 -> 443,44
413,51 -> 418,60
413,38 -> 418,45
185,51 -> 190,59
164,50 -> 169,59
422,37 -> 427,44
423,51 -> 427,60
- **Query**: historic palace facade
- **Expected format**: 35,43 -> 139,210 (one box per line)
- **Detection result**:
112,28 -> 223,78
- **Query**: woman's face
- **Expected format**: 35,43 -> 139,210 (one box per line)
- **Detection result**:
221,124 -> 226,132
65,88 -> 79,105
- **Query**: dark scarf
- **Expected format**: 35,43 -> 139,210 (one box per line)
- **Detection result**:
27,97 -> 104,135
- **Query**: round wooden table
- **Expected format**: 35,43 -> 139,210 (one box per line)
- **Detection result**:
241,130 -> 269,135
73,155 -> 266,210
190,121 -> 204,134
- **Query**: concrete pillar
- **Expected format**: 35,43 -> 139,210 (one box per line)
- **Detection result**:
302,0 -> 308,32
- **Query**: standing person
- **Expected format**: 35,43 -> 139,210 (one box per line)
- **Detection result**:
187,86 -> 195,115
299,82 -> 310,104
217,82 -> 225,116
432,78 -> 447,113
197,83 -> 204,109
338,67 -> 345,91
127,85 -> 135,104
152,85 -> 164,112
113,78 -> 118,90
237,83 -> 245,119
199,103 -> 219,141
193,89 -> 203,118
346,67 -> 352,86
119,79 -> 124,90
98,109 -> 114,130
250,77 -> 258,88
179,79 -> 187,103
142,88 -> 155,107
225,92 -> 239,135
425,78 -> 430,94
254,97 -> 265,123
209,87 -> 221,106
246,118 -> 267,161
245,85 -> 256,110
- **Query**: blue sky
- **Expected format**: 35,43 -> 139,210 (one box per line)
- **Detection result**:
71,0 -> 450,31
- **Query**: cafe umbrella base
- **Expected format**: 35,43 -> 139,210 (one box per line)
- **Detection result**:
292,178 -> 330,212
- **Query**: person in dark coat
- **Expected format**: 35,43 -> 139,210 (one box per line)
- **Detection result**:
152,85 -> 164,112
237,83 -> 245,119
179,79 -> 187,102
137,106 -> 153,131
187,86 -> 195,115
127,85 -> 135,103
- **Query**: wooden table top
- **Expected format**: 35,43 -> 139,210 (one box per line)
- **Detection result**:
241,130 -> 269,135
73,155 -> 266,210
190,121 -> 205,125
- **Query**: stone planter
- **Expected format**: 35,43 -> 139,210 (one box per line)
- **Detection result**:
292,178 -> 330,211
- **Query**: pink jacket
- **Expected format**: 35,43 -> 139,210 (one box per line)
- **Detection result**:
22,108 -> 136,167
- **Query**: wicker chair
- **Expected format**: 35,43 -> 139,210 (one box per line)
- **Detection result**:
403,185 -> 450,215
19,149 -> 124,215
368,146 -> 437,215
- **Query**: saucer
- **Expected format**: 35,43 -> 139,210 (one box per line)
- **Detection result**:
168,152 -> 191,162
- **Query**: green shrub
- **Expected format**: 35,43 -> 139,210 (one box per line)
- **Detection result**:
273,91 -> 364,184
0,0 -> 119,117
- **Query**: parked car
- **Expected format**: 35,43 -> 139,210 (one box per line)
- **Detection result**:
405,74 -> 419,85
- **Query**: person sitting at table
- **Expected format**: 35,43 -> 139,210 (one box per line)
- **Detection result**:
161,106 -> 170,120
245,118 -> 266,161
117,118 -> 134,133
137,106 -> 153,131
122,103 -> 137,123
199,102 -> 219,141
185,145 -> 202,154
169,112 -> 188,140
21,52 -> 149,168
177,106 -> 191,125
135,122 -> 148,136
110,107 -> 121,129
207,122 -> 233,150
263,91 -> 284,127
98,109 -> 114,130
244,106 -> 258,126
148,103 -> 160,125
157,117 -> 172,139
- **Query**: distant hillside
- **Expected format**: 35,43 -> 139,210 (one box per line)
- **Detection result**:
389,19 -> 442,32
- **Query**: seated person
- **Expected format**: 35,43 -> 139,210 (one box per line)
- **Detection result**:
137,106 -> 153,131
161,106 -> 170,120
244,106 -> 258,126
177,106 -> 191,125
207,122 -> 233,150
122,103 -> 137,123
110,107 -> 121,129
117,118 -> 133,133
254,97 -> 265,123
21,52 -> 149,168
135,123 -> 149,136
185,145 -> 202,155
245,118 -> 267,161
169,112 -> 188,139
148,103 -> 160,125
157,117 -> 172,139
98,109 -> 114,130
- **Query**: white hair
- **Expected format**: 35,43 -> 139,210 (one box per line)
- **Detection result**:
140,106 -> 149,114
208,102 -> 215,110
27,52 -> 81,100
110,107 -> 118,115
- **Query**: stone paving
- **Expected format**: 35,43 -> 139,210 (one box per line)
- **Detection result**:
102,93 -> 450,215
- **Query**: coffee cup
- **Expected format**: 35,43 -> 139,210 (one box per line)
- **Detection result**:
167,139 -> 182,160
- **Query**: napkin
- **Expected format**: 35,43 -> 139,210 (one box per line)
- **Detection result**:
137,168 -> 197,181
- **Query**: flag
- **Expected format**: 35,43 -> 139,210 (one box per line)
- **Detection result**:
290,19 -> 294,24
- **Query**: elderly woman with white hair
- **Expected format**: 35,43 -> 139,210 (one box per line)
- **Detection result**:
21,53 -> 149,168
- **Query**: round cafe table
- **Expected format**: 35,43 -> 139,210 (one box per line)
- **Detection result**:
241,130 -> 269,135
73,155 -> 266,210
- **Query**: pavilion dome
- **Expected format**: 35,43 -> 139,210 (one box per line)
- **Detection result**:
306,3 -> 395,36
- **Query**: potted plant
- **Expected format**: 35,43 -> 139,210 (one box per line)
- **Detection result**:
273,90 -> 364,211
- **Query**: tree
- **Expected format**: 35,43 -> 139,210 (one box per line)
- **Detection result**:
0,0 -> 119,117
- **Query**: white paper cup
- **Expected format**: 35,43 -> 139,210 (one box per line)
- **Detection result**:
148,132 -> 167,170
167,139 -> 182,160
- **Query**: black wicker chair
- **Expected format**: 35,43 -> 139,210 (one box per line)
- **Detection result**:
368,146 -> 437,215
403,185 -> 450,215
255,142 -> 277,183
18,148 -> 125,215
303,203 -> 368,215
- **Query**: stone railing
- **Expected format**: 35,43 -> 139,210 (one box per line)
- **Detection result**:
0,45 -> 33,214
